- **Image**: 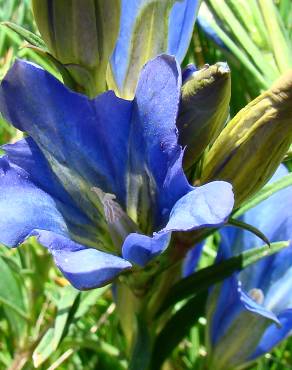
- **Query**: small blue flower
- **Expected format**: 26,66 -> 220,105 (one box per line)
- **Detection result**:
0,55 -> 233,290
109,0 -> 200,98
206,165 -> 292,369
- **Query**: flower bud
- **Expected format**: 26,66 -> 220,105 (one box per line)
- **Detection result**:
201,70 -> 292,207
32,0 -> 120,97
177,62 -> 231,170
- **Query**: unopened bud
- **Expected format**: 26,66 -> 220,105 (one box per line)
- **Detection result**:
201,70 -> 292,207
177,62 -> 231,170
32,0 -> 120,97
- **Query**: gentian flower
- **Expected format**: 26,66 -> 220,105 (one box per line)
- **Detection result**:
0,55 -> 233,290
108,0 -> 200,98
206,165 -> 292,370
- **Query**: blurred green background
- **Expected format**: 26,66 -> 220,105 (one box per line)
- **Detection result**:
0,0 -> 291,369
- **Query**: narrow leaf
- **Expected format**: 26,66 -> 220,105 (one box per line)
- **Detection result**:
74,287 -> 108,320
1,21 -> 48,50
233,172 -> 292,218
0,256 -> 29,339
158,241 -> 289,315
32,286 -> 79,367
151,292 -> 206,370
33,329 -> 54,368
227,218 -> 270,246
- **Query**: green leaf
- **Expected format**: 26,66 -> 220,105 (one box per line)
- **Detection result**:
32,328 -> 55,367
32,286 -> 79,367
227,218 -> 270,246
1,21 -> 48,50
54,286 -> 79,344
233,172 -> 292,218
74,286 -> 108,320
158,241 -> 289,315
0,255 -> 29,339
151,292 -> 206,370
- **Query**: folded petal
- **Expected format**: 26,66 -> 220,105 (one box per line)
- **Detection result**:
109,0 -> 199,98
160,181 -> 234,233
123,181 -> 233,266
122,232 -> 170,266
36,231 -> 132,290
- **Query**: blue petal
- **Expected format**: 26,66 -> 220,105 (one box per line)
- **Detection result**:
182,63 -> 197,84
0,156 -> 69,246
207,278 -> 279,370
127,55 -> 188,229
160,181 -> 234,233
262,248 -> 292,313
0,57 -> 187,235
2,138 -> 107,248
208,274 -> 279,348
220,165 -> 292,302
182,242 -> 204,277
0,60 -> 132,214
209,239 -> 280,347
122,232 -> 170,266
37,231 -> 132,290
250,309 -> 292,360
123,181 -> 234,266
208,164 -> 292,365
168,0 -> 200,61
0,145 -> 131,289
110,0 -> 199,97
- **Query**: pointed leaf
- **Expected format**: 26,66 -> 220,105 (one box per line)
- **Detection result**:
1,21 -> 48,50
227,218 -> 270,246
158,241 -> 289,315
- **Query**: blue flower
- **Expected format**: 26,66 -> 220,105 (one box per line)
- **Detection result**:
0,55 -> 233,290
206,165 -> 292,369
108,0 -> 200,98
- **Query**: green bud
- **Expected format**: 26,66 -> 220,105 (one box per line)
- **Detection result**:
32,0 -> 120,97
201,70 -> 292,207
177,62 -> 231,170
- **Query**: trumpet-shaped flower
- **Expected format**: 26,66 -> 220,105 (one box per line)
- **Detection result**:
206,165 -> 292,370
109,0 -> 200,98
0,55 -> 234,290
